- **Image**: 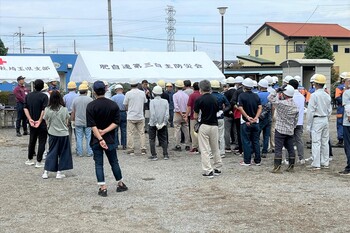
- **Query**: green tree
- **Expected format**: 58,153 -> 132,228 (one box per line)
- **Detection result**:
304,36 -> 334,61
0,39 -> 8,56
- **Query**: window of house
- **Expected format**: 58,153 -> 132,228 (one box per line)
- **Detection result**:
333,45 -> 338,53
260,47 -> 263,55
345,48 -> 350,53
255,50 -> 259,57
275,45 -> 280,53
266,28 -> 270,36
295,44 -> 307,52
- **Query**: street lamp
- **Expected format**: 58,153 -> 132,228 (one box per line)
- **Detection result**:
218,7 -> 228,75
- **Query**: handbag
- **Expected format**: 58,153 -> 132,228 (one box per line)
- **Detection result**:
194,121 -> 201,133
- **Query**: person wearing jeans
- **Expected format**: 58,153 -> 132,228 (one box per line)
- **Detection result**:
75,126 -> 93,156
86,81 -> 128,197
237,78 -> 262,166
111,84 -> 127,150
71,83 -> 93,157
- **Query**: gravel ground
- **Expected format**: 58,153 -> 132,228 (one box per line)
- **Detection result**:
0,114 -> 349,233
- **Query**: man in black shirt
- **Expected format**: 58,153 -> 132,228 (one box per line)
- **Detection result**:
86,81 -> 127,197
194,80 -> 223,178
24,79 -> 48,168
237,78 -> 262,166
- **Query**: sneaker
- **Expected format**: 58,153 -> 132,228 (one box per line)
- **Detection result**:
268,148 -> 275,153
339,170 -> 350,176
261,153 -> 267,158
253,162 -> 261,166
56,173 -> 66,179
214,169 -> 221,176
87,154 -> 93,157
16,132 -> 22,137
23,131 -> 29,135
335,140 -> 343,147
271,165 -> 282,173
282,159 -> 289,165
239,161 -> 251,166
42,171 -> 48,179
35,162 -> 44,168
299,159 -> 306,165
225,149 -> 232,153
321,165 -> 329,169
308,166 -> 321,171
141,149 -> 147,155
148,155 -> 158,161
172,146 -> 182,151
122,145 -> 127,150
185,146 -> 190,151
220,154 -> 226,158
98,188 -> 108,197
202,171 -> 214,178
164,155 -> 169,160
329,157 -> 333,161
127,150 -> 135,155
116,182 -> 128,192
25,160 -> 35,166
189,148 -> 199,154
305,156 -> 313,162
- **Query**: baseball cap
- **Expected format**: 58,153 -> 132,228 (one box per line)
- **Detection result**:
93,81 -> 105,92
17,76 -> 25,82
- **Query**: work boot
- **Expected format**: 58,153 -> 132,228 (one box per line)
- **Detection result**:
285,164 -> 294,172
272,164 -> 282,173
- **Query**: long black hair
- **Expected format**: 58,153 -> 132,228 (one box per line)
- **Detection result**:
48,91 -> 65,111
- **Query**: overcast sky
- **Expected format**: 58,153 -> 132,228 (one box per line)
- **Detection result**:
0,0 -> 349,60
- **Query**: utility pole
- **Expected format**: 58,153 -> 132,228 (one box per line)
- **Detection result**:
107,0 -> 114,51
14,27 -> 24,53
165,5 -> 176,52
38,27 -> 46,54
73,40 -> 77,54
193,37 -> 197,52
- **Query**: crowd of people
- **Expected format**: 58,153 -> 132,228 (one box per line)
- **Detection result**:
12,71 -> 350,196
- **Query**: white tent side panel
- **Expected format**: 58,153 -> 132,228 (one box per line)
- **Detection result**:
70,51 -> 224,83
0,56 -> 59,83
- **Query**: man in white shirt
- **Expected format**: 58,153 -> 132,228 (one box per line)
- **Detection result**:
123,80 -> 148,155
306,74 -> 332,171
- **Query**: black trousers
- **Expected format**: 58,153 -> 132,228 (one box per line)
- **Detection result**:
16,102 -> 28,133
149,126 -> 168,156
234,118 -> 243,153
274,130 -> 295,165
28,126 -> 47,162
45,135 -> 73,172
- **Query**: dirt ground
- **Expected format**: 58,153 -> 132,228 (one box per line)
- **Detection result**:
0,114 -> 349,233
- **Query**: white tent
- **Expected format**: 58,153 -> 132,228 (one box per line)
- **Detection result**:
0,56 -> 59,83
70,51 -> 224,83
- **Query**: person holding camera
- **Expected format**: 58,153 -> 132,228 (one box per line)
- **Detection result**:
268,84 -> 299,173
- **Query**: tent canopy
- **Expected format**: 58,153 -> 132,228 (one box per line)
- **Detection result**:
70,51 -> 224,83
0,56 -> 59,83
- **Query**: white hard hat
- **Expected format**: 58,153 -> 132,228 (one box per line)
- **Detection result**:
264,76 -> 273,85
294,75 -> 301,83
242,78 -> 254,88
272,76 -> 278,84
283,85 -> 295,97
340,72 -> 350,80
114,84 -> 123,90
258,79 -> 269,88
130,79 -> 139,85
152,85 -> 163,95
283,75 -> 294,83
226,77 -> 235,84
252,80 -> 258,87
235,76 -> 244,84
310,74 -> 317,83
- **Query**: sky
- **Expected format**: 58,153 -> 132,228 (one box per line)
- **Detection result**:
0,0 -> 349,61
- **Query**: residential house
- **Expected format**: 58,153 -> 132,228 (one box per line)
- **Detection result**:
239,22 -> 350,73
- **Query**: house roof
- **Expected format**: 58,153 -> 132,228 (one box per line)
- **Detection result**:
237,55 -> 275,65
245,22 -> 350,44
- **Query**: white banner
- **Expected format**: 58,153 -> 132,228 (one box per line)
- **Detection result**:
70,51 -> 224,83
0,56 -> 59,83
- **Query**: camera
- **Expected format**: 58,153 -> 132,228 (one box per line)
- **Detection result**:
276,84 -> 287,93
